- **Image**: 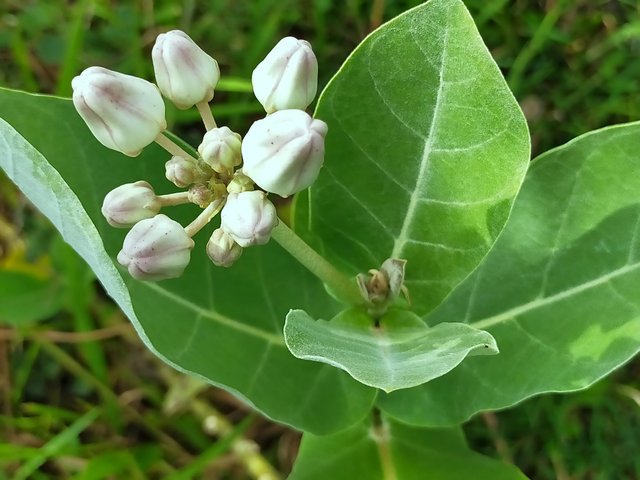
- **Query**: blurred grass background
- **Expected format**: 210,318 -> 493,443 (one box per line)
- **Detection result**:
0,0 -> 639,478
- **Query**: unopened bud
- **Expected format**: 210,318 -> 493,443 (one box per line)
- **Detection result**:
152,30 -> 220,109
72,67 -> 166,157
198,127 -> 242,174
242,110 -> 327,197
165,156 -> 210,188
220,191 -> 278,247
252,37 -> 318,113
206,228 -> 243,267
188,184 -> 214,208
101,181 -> 161,228
226,172 -> 254,194
117,214 -> 194,280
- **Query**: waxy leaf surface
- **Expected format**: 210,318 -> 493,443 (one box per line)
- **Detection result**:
285,308 -> 497,392
289,415 -> 527,480
379,122 -> 640,426
0,90 -> 375,434
296,0 -> 530,316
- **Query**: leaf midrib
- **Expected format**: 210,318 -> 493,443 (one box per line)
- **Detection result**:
390,22 -> 450,259
142,282 -> 286,346
470,261 -> 640,330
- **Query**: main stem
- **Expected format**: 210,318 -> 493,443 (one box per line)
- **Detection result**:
373,412 -> 397,480
271,221 -> 363,306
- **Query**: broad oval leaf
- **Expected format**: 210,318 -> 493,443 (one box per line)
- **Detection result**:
295,0 -> 530,316
379,122 -> 640,426
285,308 -> 497,392
0,90 -> 376,435
289,414 -> 528,480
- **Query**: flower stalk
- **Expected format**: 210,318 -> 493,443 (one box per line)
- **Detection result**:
157,191 -> 191,207
155,133 -> 199,163
196,101 -> 217,130
184,198 -> 225,237
271,221 -> 363,306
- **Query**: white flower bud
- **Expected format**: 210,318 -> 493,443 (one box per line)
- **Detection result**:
165,156 -> 210,188
152,30 -> 220,109
226,172 -> 254,194
72,66 -> 166,157
101,181 -> 161,228
198,127 -> 242,174
252,37 -> 318,113
117,214 -> 194,281
242,110 -> 327,197
220,192 -> 278,247
206,228 -> 243,267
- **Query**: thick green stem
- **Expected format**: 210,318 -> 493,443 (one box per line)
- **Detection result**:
271,221 -> 363,306
373,412 -> 397,480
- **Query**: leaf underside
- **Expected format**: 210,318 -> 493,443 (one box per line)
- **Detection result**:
285,308 -> 498,392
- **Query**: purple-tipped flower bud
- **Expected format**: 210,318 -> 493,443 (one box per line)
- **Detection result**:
101,181 -> 161,228
252,37 -> 318,113
152,30 -> 220,109
165,156 -> 210,188
206,228 -> 243,267
242,110 -> 327,197
72,67 -> 166,157
220,191 -> 278,247
198,127 -> 242,174
117,214 -> 194,281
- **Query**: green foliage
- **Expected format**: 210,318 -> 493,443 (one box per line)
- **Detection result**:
0,270 -> 61,325
379,121 -> 640,426
296,0 -> 530,316
290,415 -> 527,480
285,308 -> 497,392
1,0 -> 640,478
0,96 -> 376,435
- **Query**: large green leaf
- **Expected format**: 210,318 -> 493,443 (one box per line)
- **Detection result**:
285,308 -> 497,392
379,122 -> 640,426
295,0 -> 530,316
289,415 -> 527,480
0,89 -> 375,434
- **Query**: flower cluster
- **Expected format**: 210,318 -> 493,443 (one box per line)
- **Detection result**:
72,31 -> 327,280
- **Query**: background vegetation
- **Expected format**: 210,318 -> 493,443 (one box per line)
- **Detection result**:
0,0 -> 639,478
